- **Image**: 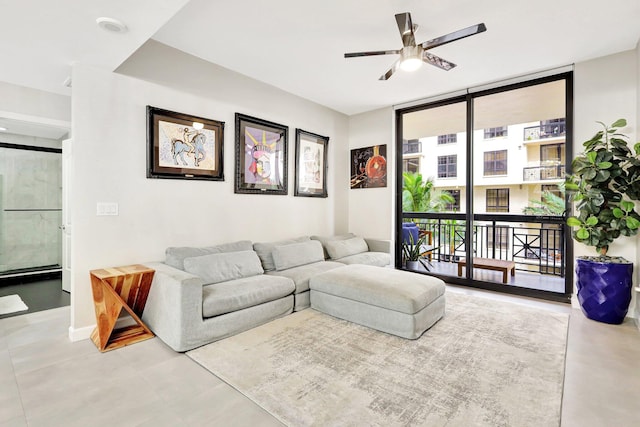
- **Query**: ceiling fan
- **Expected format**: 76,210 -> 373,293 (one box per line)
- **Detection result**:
344,12 -> 486,80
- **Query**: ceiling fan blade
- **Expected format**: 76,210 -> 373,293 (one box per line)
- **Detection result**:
422,52 -> 456,71
379,59 -> 402,81
395,12 -> 416,47
344,50 -> 400,58
421,23 -> 487,51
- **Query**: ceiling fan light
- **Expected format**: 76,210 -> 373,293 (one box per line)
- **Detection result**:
400,57 -> 422,72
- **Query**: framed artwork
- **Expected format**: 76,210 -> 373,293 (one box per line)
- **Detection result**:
146,106 -> 224,180
294,129 -> 329,198
235,113 -> 288,195
350,144 -> 387,189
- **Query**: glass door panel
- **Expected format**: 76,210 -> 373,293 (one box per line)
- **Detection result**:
0,146 -> 62,275
471,80 -> 567,292
400,101 -> 467,279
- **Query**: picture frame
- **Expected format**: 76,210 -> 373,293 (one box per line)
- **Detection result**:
350,144 -> 387,189
235,113 -> 288,195
294,129 -> 329,198
146,106 -> 224,181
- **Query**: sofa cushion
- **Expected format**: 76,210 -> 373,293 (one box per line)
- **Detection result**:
254,236 -> 310,272
310,233 -> 355,258
266,260 -> 344,294
165,240 -> 253,270
183,250 -> 264,285
202,275 -> 295,318
335,251 -> 391,267
272,240 -> 325,271
324,236 -> 369,260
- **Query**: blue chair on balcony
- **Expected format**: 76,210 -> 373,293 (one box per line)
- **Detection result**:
402,222 -> 420,245
402,222 -> 434,262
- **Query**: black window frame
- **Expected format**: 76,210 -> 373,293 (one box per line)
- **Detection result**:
484,126 -> 508,139
403,157 -> 420,173
437,133 -> 457,145
445,189 -> 461,211
484,150 -> 508,176
437,154 -> 457,178
486,188 -> 510,212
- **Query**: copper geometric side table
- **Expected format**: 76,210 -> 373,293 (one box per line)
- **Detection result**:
89,264 -> 155,352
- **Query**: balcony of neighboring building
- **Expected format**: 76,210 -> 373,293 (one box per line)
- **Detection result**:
523,118 -> 566,146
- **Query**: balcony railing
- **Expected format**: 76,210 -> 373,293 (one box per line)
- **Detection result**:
523,164 -> 565,181
403,141 -> 422,154
524,121 -> 566,141
403,213 -> 565,277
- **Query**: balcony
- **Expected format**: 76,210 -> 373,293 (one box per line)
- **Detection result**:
523,164 -> 565,181
403,141 -> 422,154
523,120 -> 566,141
401,213 -> 566,293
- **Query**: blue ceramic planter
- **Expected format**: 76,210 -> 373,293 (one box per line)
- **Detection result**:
575,257 -> 633,324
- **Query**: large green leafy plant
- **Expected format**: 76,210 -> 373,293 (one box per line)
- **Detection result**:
402,172 -> 454,213
565,119 -> 640,256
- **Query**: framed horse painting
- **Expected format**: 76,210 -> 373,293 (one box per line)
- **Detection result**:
146,106 -> 224,181
234,113 -> 288,195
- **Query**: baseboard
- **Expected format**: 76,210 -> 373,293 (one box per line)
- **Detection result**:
68,324 -> 94,342
68,315 -> 137,342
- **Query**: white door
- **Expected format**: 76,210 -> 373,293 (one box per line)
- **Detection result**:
61,139 -> 72,293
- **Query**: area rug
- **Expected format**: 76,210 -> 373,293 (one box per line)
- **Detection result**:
187,292 -> 569,427
0,294 -> 28,315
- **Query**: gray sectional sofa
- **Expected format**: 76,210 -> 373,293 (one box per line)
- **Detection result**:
142,235 -> 390,351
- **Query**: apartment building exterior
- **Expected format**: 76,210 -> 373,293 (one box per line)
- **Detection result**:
402,118 -> 566,215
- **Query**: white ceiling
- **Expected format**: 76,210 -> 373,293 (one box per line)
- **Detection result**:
0,0 -> 639,119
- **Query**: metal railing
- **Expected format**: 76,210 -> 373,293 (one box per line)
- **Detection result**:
523,164 -> 565,181
403,141 -> 422,154
523,120 -> 566,140
402,213 -> 565,277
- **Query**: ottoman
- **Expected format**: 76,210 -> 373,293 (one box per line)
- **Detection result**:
309,264 -> 445,339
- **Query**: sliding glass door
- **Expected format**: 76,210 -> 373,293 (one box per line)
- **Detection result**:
396,73 -> 573,302
0,144 -> 62,276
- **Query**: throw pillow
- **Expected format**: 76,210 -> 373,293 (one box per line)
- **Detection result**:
253,236 -> 311,271
310,233 -> 356,258
272,240 -> 325,271
183,250 -> 264,284
165,240 -> 253,270
324,236 -> 369,260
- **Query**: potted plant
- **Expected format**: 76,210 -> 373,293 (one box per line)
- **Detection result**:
565,118 -> 640,324
402,233 -> 428,270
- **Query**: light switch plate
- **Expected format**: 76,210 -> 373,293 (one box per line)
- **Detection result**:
97,202 -> 118,216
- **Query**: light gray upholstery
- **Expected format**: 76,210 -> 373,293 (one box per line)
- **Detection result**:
202,275 -> 295,318
311,291 -> 445,340
324,236 -> 369,260
267,260 -> 343,311
183,250 -> 264,284
142,262 -> 294,352
310,233 -> 355,258
334,251 -> 390,267
165,240 -> 253,270
311,235 -> 391,266
309,264 -> 445,339
254,236 -> 310,271
272,240 -> 325,271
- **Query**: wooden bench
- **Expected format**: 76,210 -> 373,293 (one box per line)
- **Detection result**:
457,258 -> 516,284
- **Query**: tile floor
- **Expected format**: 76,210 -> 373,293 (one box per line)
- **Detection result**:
0,277 -> 69,320
1,286 -> 639,426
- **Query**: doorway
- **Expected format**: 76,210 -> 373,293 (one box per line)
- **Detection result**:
0,118 -> 70,317
396,73 -> 573,302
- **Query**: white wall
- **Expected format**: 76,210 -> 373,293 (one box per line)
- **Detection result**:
574,50 -> 638,316
0,81 -> 70,123
69,42 -> 349,335
347,107 -> 394,242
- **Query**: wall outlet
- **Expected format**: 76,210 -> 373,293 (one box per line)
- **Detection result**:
97,202 -> 118,216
